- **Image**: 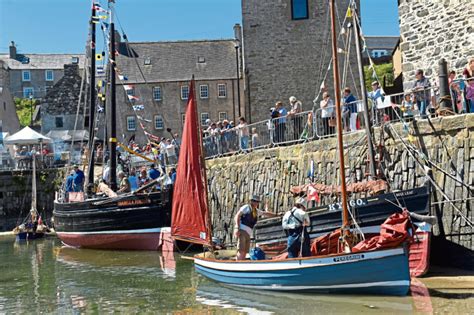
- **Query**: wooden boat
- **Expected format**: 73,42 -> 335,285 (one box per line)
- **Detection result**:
53,2 -> 172,251
172,8 -> 412,293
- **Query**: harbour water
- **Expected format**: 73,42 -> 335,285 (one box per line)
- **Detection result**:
0,237 -> 472,314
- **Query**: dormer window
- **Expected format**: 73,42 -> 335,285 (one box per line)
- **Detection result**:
71,56 -> 79,64
144,58 -> 151,65
197,56 -> 205,63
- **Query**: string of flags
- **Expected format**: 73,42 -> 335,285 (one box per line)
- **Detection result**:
132,105 -> 144,111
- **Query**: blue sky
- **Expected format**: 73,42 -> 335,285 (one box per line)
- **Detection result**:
0,0 -> 399,54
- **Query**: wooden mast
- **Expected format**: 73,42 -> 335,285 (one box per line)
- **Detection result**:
87,0 -> 97,194
108,0 -> 117,191
329,0 -> 351,242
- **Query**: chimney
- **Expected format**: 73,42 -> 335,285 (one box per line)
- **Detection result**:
233,24 -> 242,42
9,41 -> 16,59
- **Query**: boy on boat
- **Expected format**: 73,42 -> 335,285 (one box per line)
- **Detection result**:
234,195 -> 277,260
282,197 -> 311,258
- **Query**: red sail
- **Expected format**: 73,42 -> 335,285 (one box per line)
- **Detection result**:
171,80 -> 211,246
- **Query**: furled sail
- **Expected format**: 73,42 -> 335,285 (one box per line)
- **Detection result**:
171,79 -> 211,246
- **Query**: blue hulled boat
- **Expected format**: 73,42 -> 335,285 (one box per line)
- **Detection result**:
194,247 -> 410,296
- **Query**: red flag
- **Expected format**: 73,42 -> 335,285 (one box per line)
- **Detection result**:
171,79 -> 211,246
307,185 -> 320,203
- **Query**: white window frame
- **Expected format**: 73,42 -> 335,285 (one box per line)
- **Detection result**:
200,112 -> 209,126
126,116 -> 136,131
181,86 -> 189,100
218,112 -> 228,121
23,87 -> 34,98
154,115 -> 164,130
217,83 -> 227,98
153,86 -> 162,101
22,70 -> 31,82
200,84 -> 209,99
45,70 -> 54,81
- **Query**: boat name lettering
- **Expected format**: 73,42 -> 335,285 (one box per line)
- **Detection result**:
394,190 -> 415,197
328,199 -> 366,212
333,254 -> 364,262
118,199 -> 151,206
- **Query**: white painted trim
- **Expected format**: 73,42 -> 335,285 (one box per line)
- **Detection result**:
231,280 -> 410,291
57,227 -> 170,235
195,248 -> 405,272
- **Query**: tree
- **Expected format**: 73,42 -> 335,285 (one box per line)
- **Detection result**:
14,97 -> 38,127
363,63 -> 394,90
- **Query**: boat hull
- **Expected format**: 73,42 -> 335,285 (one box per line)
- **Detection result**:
53,191 -> 172,251
194,247 -> 411,296
15,231 -> 45,241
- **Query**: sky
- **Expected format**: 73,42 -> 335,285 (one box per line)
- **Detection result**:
0,0 -> 399,54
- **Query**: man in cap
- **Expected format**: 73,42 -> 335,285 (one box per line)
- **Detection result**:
234,194 -> 277,260
282,197 -> 311,258
72,165 -> 85,192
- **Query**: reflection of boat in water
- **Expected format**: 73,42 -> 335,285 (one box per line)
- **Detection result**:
196,282 -> 415,314
56,246 -> 176,279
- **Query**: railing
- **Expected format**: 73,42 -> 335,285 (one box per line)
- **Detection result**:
201,86 -> 470,159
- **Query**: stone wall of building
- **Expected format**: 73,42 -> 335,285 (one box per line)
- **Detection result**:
0,61 -> 20,134
399,0 -> 474,88
0,168 -> 62,231
241,0 -> 360,123
206,114 -> 473,268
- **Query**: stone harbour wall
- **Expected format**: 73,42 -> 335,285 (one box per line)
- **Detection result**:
206,114 -> 474,268
399,0 -> 474,88
0,168 -> 63,231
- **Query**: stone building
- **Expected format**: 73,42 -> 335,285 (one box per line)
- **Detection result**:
0,42 -> 85,100
0,61 -> 20,135
40,64 -> 87,134
398,0 -> 474,88
365,36 -> 399,60
115,39 -> 242,144
241,0 -> 360,122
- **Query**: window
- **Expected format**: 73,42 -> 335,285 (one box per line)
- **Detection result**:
23,87 -> 34,98
126,87 -> 135,96
291,0 -> 309,20
181,86 -> 189,100
219,112 -> 228,121
200,113 -> 209,126
71,56 -> 79,64
373,51 -> 379,58
154,115 -> 164,130
126,116 -> 136,131
144,57 -> 151,65
22,70 -> 31,82
200,85 -> 209,99
217,84 -> 227,98
45,70 -> 54,81
197,56 -> 206,63
55,117 -> 63,128
153,87 -> 162,101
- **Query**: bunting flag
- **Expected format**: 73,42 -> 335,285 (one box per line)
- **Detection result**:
118,75 -> 128,81
123,84 -> 134,91
144,131 -> 161,143
127,95 -> 139,101
345,7 -> 352,18
96,54 -> 103,61
407,134 -> 416,143
97,66 -> 105,74
93,4 -> 108,13
97,80 -> 103,88
307,160 -> 315,179
132,105 -> 144,111
99,15 -> 108,20
90,41 -> 95,49
307,185 -> 321,203
101,21 -> 109,29
97,106 -> 104,113
91,16 -> 100,23
320,80 -> 325,90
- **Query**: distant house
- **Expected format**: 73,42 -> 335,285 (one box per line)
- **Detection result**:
0,60 -> 20,135
40,64 -> 87,135
0,41 -> 85,100
365,36 -> 400,60
115,38 -> 242,144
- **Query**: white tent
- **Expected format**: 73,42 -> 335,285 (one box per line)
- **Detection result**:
4,126 -> 52,144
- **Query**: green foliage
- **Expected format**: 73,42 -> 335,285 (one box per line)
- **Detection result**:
14,97 -> 38,128
363,63 -> 394,90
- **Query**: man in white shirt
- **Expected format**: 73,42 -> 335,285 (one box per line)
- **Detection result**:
234,195 -> 277,260
282,197 -> 311,258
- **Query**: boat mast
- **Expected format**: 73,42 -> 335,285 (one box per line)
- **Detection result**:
329,0 -> 350,237
351,3 -> 377,179
108,0 -> 117,191
87,0 -> 97,194
31,154 -> 37,212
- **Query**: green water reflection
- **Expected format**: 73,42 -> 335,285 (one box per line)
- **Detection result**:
0,237 -> 471,314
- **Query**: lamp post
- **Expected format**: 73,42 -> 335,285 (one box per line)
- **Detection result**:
234,43 -> 241,118
29,94 -> 34,127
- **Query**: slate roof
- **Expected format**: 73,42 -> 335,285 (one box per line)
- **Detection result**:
115,39 -> 237,83
0,54 -> 85,70
364,36 -> 400,50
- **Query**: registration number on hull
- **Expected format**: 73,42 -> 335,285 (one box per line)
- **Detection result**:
327,198 -> 368,212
